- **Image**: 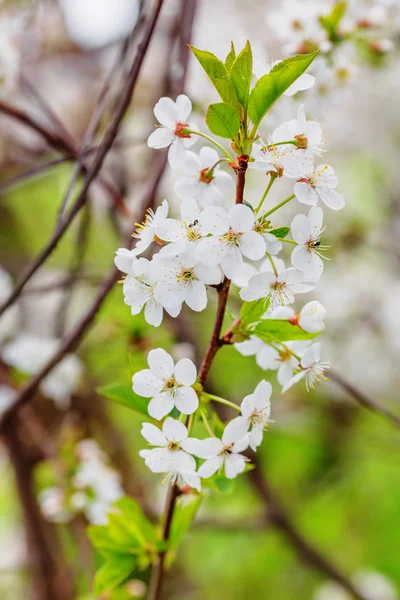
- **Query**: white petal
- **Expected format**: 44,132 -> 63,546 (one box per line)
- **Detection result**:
197,237 -> 229,267
184,280 -> 208,311
224,454 -> 246,479
308,205 -> 323,232
114,248 -> 136,273
144,302 -> 163,327
301,343 -> 321,368
180,198 -> 201,222
199,146 -> 219,169
157,219 -> 186,242
175,177 -> 202,201
318,188 -> 345,211
141,423 -> 166,446
162,417 -> 188,443
254,380 -> 272,407
282,370 -> 306,393
239,285 -> 265,302
178,470 -> 201,491
222,246 -> 242,279
195,263 -> 222,285
174,358 -> 197,386
189,437 -> 223,459
168,139 -> 186,168
199,206 -> 229,235
240,393 -> 256,418
232,434 -> 249,454
263,233 -> 282,255
153,97 -> 178,127
249,427 -> 264,450
148,348 -> 174,378
147,127 -> 174,149
141,447 -> 171,472
132,370 -> 161,398
256,345 -> 280,370
147,392 -> 174,420
290,213 -> 310,244
222,417 -> 249,444
198,183 -> 225,208
238,231 -> 266,260
294,181 -> 318,206
175,94 -> 192,122
299,301 -> 326,334
198,456 -> 224,478
291,246 -> 323,280
174,386 -> 199,415
228,204 -> 255,232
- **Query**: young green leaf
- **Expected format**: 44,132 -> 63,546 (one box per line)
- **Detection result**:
114,497 -> 157,546
240,297 -> 270,326
269,226 -> 290,238
206,102 -> 240,139
225,42 -> 236,72
94,554 -> 136,595
88,525 -> 135,557
230,40 -> 253,109
248,51 -> 319,128
169,495 -> 202,551
189,46 -> 240,110
97,384 -> 149,418
319,2 -> 346,37
252,319 -> 320,343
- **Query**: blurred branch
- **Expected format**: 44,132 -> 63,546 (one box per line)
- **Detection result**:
329,369 -> 400,429
0,0 -> 165,319
248,461 -> 368,600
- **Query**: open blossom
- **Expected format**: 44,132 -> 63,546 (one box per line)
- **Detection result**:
290,206 -> 327,281
175,147 -> 234,207
132,348 -> 198,419
117,255 -> 181,327
154,245 -> 222,312
2,333 -> 83,409
251,142 -> 290,177
240,266 -> 314,308
271,105 -> 325,157
232,380 -> 275,451
130,200 -> 168,256
253,58 -> 315,97
156,198 -> 203,253
282,343 -> 331,392
285,156 -> 345,211
270,301 -> 326,334
139,417 -> 200,491
147,95 -> 197,168
197,204 -> 266,279
193,419 -> 250,479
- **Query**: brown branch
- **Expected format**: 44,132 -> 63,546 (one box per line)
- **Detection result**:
329,369 -> 400,429
248,461 -> 368,600
0,0 -> 164,319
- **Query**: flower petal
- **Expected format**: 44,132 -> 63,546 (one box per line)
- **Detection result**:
224,454 -> 246,479
132,369 -> 161,398
238,231 -> 266,260
174,358 -> 197,386
294,181 -> 318,206
148,127 -> 174,149
222,417 -> 249,444
162,417 -> 188,443
174,386 -> 199,415
148,348 -> 174,378
176,94 -> 192,122
198,455 -> 224,478
147,392 -> 174,420
141,423 -> 166,446
228,204 -> 255,232
318,188 -> 345,211
154,97 -> 178,127
184,280 -> 208,312
290,213 -> 310,244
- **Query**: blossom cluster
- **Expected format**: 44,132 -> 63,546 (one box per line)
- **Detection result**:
114,74 -> 344,491
38,439 -> 124,525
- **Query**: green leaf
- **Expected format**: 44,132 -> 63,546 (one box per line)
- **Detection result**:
225,42 -> 236,72
230,40 -> 252,109
97,384 -> 149,418
240,298 -> 270,326
248,51 -> 319,127
94,554 -> 136,595
320,2 -> 346,37
169,495 -> 202,550
269,226 -> 290,239
206,102 -> 240,139
252,319 -> 320,343
88,525 -> 132,557
189,46 -> 240,110
212,476 -> 235,495
114,497 -> 157,546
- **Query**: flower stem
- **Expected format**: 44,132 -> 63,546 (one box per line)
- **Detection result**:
186,130 -> 234,161
200,406 -> 216,436
255,175 -> 276,214
264,140 -> 297,149
280,238 -> 297,245
203,393 -> 241,412
265,253 -> 278,277
264,193 -> 295,217
207,157 -> 230,177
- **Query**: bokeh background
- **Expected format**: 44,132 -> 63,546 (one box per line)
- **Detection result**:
0,0 -> 400,599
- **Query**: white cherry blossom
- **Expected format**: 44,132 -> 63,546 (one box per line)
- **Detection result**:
193,419 -> 250,479
269,301 -> 326,334
285,156 -> 345,210
139,417 -> 200,490
156,198 -> 203,253
197,204 -> 266,279
132,348 -> 198,419
153,245 -> 222,312
290,206 -> 327,281
147,95 -> 197,168
271,105 -> 325,157
175,147 -> 234,207
240,266 -> 314,308
120,256 -> 182,327
130,200 -> 169,257
282,342 -> 331,392
250,142 -> 289,177
230,380 -> 275,451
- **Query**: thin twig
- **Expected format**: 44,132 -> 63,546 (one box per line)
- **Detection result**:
0,0 -> 165,319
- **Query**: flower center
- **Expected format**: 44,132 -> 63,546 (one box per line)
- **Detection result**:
177,267 -> 196,283
220,443 -> 233,456
164,377 -> 177,391
184,221 -> 201,242
199,167 -> 214,184
174,122 -> 191,138
250,410 -> 264,425
167,441 -> 180,451
222,229 -> 240,245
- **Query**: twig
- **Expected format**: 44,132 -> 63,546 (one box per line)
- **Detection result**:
248,462 -> 368,600
0,0 -> 165,319
329,369 -> 400,429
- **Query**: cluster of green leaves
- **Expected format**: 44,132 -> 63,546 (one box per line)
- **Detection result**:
190,41 -> 318,155
319,1 -> 347,42
88,495 -> 201,596
237,299 -> 320,344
